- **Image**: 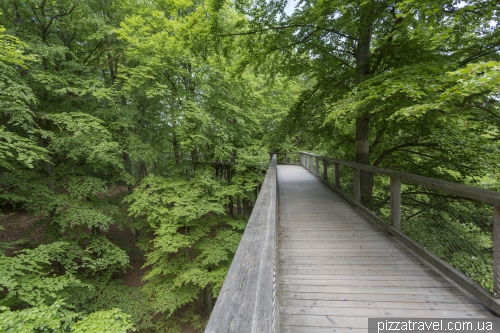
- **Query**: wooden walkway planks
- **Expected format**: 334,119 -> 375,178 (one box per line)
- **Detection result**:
277,165 -> 496,332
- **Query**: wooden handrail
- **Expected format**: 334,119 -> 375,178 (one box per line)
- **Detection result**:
205,155 -> 278,333
292,151 -> 500,206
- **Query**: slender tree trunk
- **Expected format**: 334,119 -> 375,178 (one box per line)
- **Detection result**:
243,199 -> 249,215
204,284 -> 213,314
123,152 -> 134,190
354,5 -> 375,205
228,197 -> 234,217
172,131 -> 180,167
237,198 -> 242,215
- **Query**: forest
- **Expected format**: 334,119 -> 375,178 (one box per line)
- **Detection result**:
0,0 -> 499,332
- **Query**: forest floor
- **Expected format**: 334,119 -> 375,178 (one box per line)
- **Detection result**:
0,187 -> 209,333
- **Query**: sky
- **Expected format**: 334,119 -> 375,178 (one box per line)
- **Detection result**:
283,0 -> 298,16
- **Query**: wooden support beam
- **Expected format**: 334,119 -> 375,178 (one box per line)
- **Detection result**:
353,167 -> 361,203
323,159 -> 328,181
390,177 -> 401,231
315,156 -> 319,175
335,163 -> 340,189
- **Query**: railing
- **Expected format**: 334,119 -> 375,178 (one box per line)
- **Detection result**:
283,151 -> 500,315
205,155 -> 279,333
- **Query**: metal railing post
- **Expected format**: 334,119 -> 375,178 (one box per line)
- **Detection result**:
284,153 -> 287,165
390,177 -> 402,231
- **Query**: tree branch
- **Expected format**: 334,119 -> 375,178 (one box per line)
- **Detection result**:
219,24 -> 357,41
309,43 -> 353,68
459,43 -> 500,67
373,142 -> 438,167
465,104 -> 500,122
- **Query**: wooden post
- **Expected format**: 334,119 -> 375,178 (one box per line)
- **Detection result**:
390,177 -> 401,231
335,163 -> 340,189
494,206 -> 500,296
323,159 -> 328,181
284,153 -> 287,164
353,167 -> 361,203
315,156 -> 319,175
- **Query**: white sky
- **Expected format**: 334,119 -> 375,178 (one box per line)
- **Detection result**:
283,0 -> 298,16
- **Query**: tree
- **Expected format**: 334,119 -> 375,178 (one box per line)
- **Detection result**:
231,0 -> 500,201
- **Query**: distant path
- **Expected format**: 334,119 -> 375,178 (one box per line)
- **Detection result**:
277,165 -> 496,332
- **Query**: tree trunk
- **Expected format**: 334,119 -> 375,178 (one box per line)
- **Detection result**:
123,152 -> 134,190
354,5 -> 375,205
237,198 -> 242,215
204,284 -> 213,314
243,199 -> 249,215
228,197 -> 234,217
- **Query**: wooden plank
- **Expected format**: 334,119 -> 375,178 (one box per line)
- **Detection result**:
283,306 -> 493,318
280,285 -> 465,296
280,249 -> 414,255
282,314 -> 368,329
281,263 -> 430,270
280,278 -> 453,288
280,257 -> 419,263
282,311 -> 496,330
281,274 -> 441,281
280,259 -> 421,265
280,291 -> 478,303
282,299 -> 488,311
283,327 -> 367,333
281,268 -> 438,276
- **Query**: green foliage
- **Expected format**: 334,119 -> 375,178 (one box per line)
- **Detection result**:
126,170 -> 246,316
0,300 -> 78,333
0,21 -> 47,171
70,308 -> 134,333
0,300 -> 134,333
80,281 -> 155,332
0,243 -> 134,332
0,242 -> 84,308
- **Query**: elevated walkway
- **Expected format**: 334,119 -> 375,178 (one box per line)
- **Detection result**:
206,154 -> 500,333
278,165 -> 495,332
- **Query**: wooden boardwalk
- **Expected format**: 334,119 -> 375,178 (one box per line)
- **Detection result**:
278,165 -> 496,332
